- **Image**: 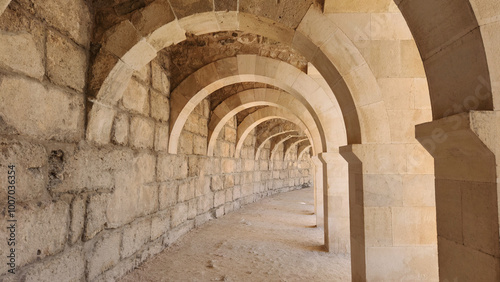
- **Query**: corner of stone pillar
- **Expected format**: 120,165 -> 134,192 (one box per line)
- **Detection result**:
415,111 -> 497,181
317,151 -> 351,254
339,145 -> 363,167
311,155 -> 322,167
416,111 -> 500,281
310,154 -> 324,229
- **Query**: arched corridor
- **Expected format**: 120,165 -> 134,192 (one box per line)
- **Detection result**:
0,0 -> 500,281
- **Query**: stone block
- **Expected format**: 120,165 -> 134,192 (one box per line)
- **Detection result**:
179,131 -> 194,155
112,113 -> 129,145
435,179 -> 463,244
159,182 -> 178,209
187,199 -> 197,219
23,0 -> 91,45
214,190 -> 226,207
0,76 -> 84,141
133,63 -> 151,83
365,246 -> 438,281
122,218 -> 151,258
47,30 -> 87,91
178,181 -> 195,202
211,175 -> 224,191
224,202 -> 234,214
243,172 -> 253,184
387,110 -> 431,143
197,193 -> 213,214
23,246 -> 85,282
86,103 -> 116,145
0,201 -> 69,273
135,152 -> 156,183
195,176 -> 211,197
193,134 -> 207,155
171,202 -> 188,227
233,186 -> 241,200
154,122 -> 169,151
392,207 -> 437,246
0,138 -> 49,203
0,31 -> 44,80
188,156 -> 201,177
225,189 -> 233,202
223,174 -> 235,188
185,114 -> 199,134
423,29 -> 490,119
85,193 -> 110,240
129,116 -> 155,149
86,231 -> 121,280
462,181 -> 500,257
157,154 -> 188,181
137,184 -> 159,216
365,207 -> 393,247
363,174 -> 403,207
222,158 -> 236,173
168,0 -> 213,18
151,61 -> 170,96
195,212 -> 213,227
49,144 -> 127,194
402,174 -> 435,207
324,0 -> 395,13
151,89 -> 170,122
371,13 -> 412,40
106,153 -> 156,227
122,79 -> 149,115
224,126 -> 236,142
438,237 -> 500,281
151,210 -> 171,240
70,194 -> 86,244
241,184 -> 253,196
400,40 -> 426,77
215,206 -> 224,218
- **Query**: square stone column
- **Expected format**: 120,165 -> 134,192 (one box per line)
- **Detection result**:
311,156 -> 324,228
340,144 -> 438,282
416,111 -> 500,281
318,152 -> 350,254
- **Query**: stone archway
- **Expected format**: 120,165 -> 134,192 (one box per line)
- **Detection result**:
207,88 -> 318,157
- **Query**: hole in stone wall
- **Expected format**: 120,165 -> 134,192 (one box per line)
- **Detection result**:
48,150 -> 64,189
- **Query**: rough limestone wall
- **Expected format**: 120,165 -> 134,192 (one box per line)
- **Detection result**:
0,0 -> 92,281
0,2 -> 312,281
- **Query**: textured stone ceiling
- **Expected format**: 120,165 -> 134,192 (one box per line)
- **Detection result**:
162,31 -> 308,90
209,82 -> 278,110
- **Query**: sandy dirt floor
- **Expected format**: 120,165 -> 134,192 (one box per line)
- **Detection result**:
120,188 -> 351,282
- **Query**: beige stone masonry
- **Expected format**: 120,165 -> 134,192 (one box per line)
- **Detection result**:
416,111 -> 500,281
318,152 -> 350,254
311,156 -> 324,228
0,31 -> 44,80
340,143 -> 438,281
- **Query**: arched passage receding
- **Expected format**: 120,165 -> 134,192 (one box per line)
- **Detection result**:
234,107 -> 313,158
284,138 -> 309,161
167,55 -> 350,156
207,88 -> 318,156
270,135 -> 303,160
256,130 -> 301,160
298,143 -> 313,160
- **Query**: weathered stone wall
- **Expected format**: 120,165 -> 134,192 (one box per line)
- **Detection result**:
0,2 -> 312,281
